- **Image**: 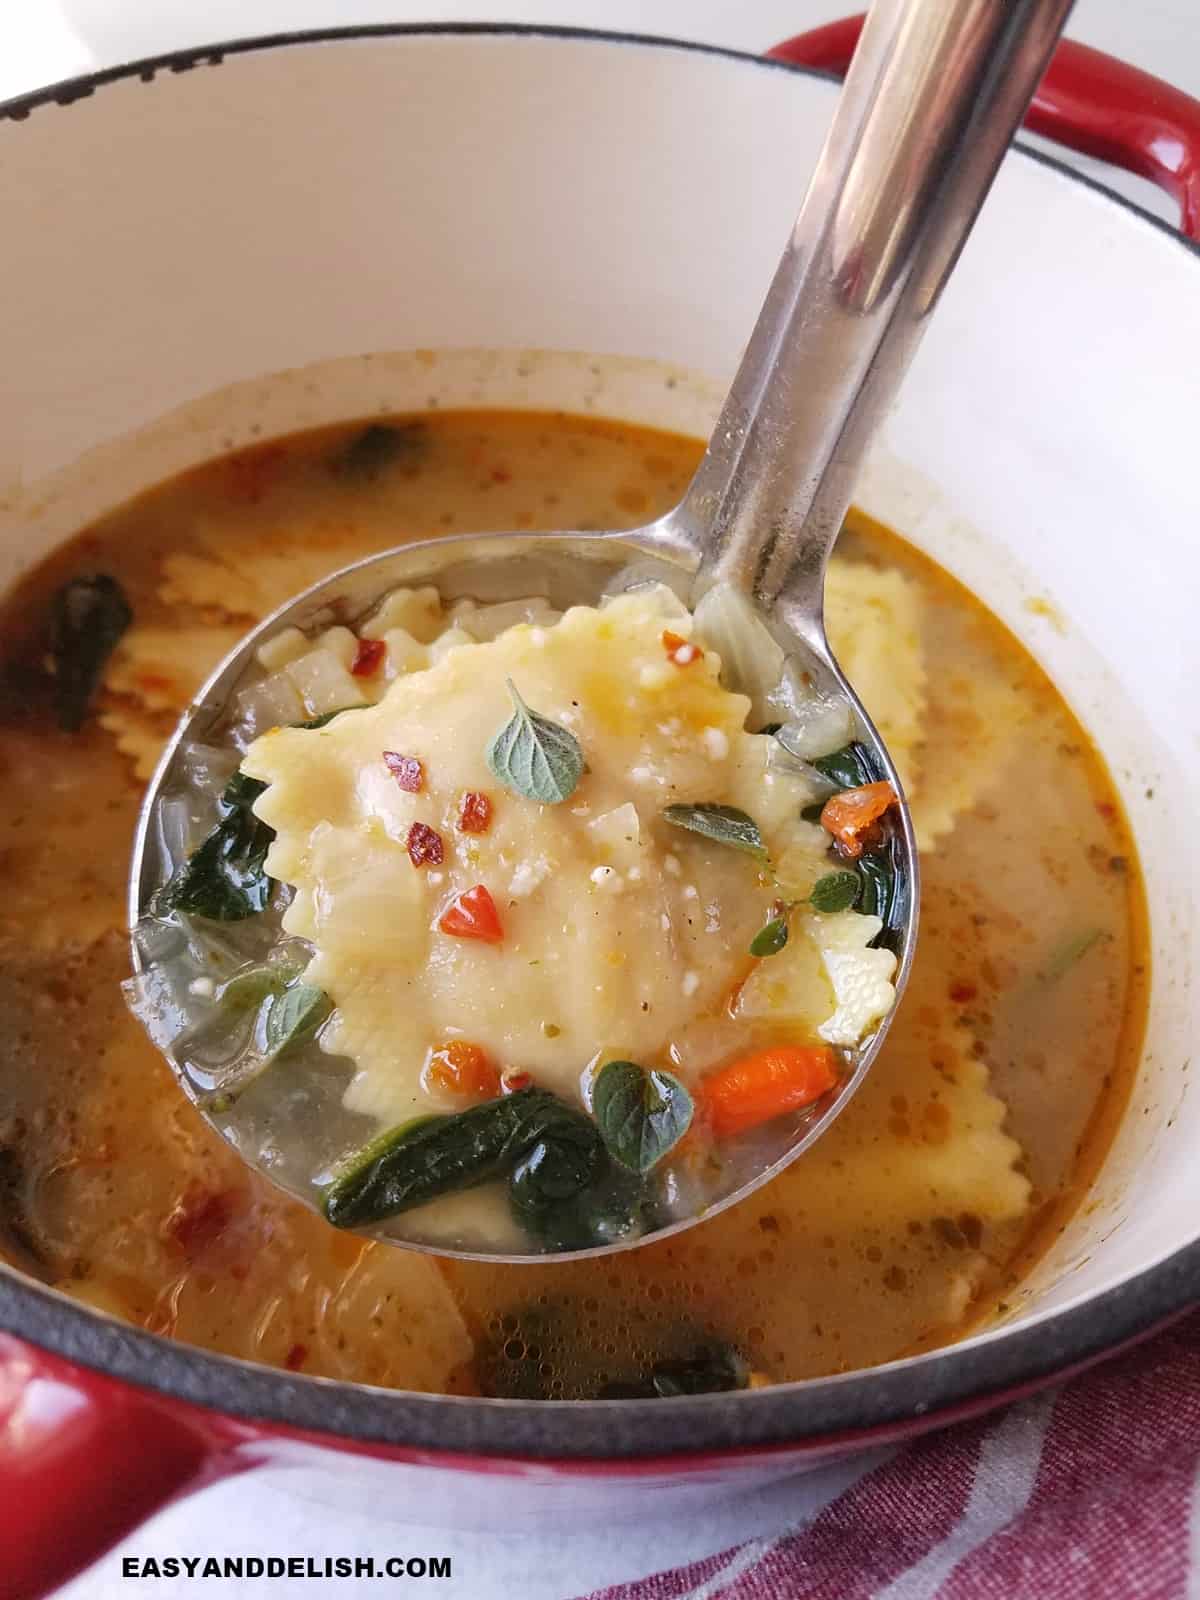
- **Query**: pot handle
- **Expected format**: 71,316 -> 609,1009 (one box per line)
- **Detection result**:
0,1332 -> 247,1599
768,15 -> 1200,241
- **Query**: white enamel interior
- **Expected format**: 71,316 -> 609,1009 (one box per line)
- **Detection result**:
0,32 -> 1196,1344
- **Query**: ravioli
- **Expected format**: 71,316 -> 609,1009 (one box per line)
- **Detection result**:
242,587 -> 896,1126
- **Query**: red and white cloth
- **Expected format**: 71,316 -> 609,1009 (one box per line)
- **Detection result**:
585,1311 -> 1200,1600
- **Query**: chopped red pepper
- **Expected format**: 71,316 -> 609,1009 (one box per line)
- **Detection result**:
949,981 -> 977,1004
457,790 -> 493,834
662,629 -> 702,665
384,752 -> 424,793
351,637 -> 386,677
501,1070 -> 533,1094
439,883 -> 503,943
162,1183 -> 239,1258
406,821 -> 444,867
425,1040 -> 502,1099
285,1343 -> 309,1371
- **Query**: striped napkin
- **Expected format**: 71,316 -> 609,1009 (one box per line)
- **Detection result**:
585,1309 -> 1200,1600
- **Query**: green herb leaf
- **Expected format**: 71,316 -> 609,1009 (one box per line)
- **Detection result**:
487,679 -> 584,805
749,915 -> 790,958
661,803 -> 768,860
855,852 -> 896,925
48,575 -> 132,731
809,742 -> 875,792
331,422 -> 425,481
218,959 -> 303,1012
1039,927 -> 1108,982
156,770 -> 275,921
596,1340 -> 750,1400
809,870 -> 861,914
592,1060 -> 693,1175
264,981 -> 332,1058
323,1087 -> 602,1229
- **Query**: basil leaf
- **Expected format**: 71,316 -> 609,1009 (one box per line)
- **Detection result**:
156,770 -> 275,921
323,1087 -> 602,1229
593,1060 -> 693,1175
809,741 -> 876,792
264,982 -> 332,1058
48,575 -> 132,731
661,803 -> 767,860
487,679 -> 584,805
331,422 -> 425,481
749,915 -> 790,957
809,870 -> 861,914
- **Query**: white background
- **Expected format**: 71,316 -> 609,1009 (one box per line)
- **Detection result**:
4,2 -> 1195,1596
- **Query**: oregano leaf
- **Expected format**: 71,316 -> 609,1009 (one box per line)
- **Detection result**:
808,870 -> 861,914
263,982 -> 332,1059
592,1060 -> 693,1174
487,679 -> 584,804
749,915 -> 790,957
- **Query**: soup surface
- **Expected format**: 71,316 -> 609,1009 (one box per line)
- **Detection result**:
0,411 -> 1146,1395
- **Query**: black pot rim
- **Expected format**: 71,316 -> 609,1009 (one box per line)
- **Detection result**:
0,22 -> 1195,1462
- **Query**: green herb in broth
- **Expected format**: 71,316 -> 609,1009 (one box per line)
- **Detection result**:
592,1060 -> 693,1174
263,982 -> 332,1059
330,422 -> 426,481
48,574 -> 132,731
323,1087 -> 603,1229
749,914 -> 790,957
156,772 -> 274,921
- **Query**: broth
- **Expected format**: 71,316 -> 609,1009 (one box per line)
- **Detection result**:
0,411 -> 1146,1394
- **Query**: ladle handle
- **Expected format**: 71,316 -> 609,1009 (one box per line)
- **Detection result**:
665,0 -> 1074,627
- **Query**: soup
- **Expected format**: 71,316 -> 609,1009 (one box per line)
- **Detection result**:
0,411 -> 1146,1395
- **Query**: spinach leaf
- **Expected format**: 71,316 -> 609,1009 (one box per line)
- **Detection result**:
592,1060 -> 693,1174
264,981 -> 332,1058
597,1341 -> 750,1399
48,575 -> 132,731
855,852 -> 895,921
808,870 -> 861,914
809,741 -> 876,792
156,771 -> 275,922
322,1087 -> 602,1229
487,679 -> 584,805
511,1158 -> 646,1252
661,803 -> 767,860
331,422 -> 425,481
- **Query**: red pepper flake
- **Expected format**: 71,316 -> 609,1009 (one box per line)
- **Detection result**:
662,629 -> 702,665
351,637 -> 387,677
458,790 -> 493,834
285,1343 -> 308,1371
406,821 -> 444,867
162,1183 -> 239,1258
439,883 -> 503,943
501,1070 -> 533,1094
949,981 -> 977,1005
384,752 -> 424,793
1096,800 -> 1117,821
490,465 -> 512,484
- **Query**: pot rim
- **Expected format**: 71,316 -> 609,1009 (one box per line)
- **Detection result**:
0,22 -> 1196,1460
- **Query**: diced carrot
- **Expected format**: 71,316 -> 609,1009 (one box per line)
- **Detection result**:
699,1045 -> 838,1139
425,1039 -> 502,1099
819,781 -> 898,859
438,883 -> 503,944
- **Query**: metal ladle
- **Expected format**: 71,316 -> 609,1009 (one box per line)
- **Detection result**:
131,0 -> 1074,1260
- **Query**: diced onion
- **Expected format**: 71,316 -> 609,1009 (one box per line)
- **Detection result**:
692,583 -> 786,728
774,697 -> 855,761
